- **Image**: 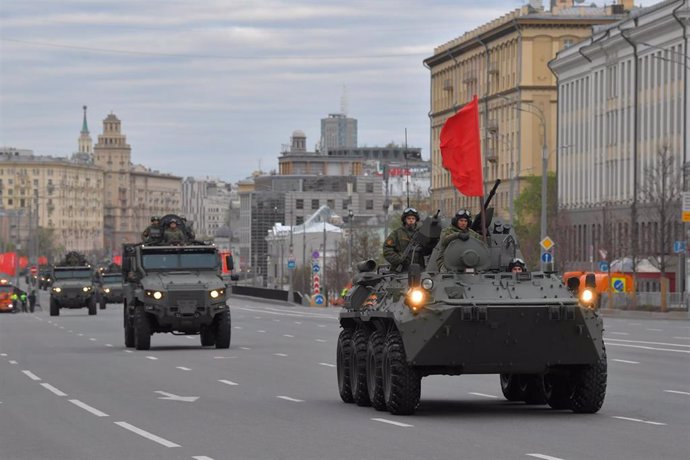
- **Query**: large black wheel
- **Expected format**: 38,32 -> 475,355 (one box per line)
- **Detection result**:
349,328 -> 371,406
124,306 -> 135,348
134,306 -> 151,350
366,330 -> 386,411
522,375 -> 547,405
337,328 -> 354,403
49,298 -> 59,317
99,294 -> 106,310
382,329 -> 420,415
200,325 -> 215,347
570,354 -> 607,414
499,374 -> 524,401
544,373 -> 573,410
214,310 -> 231,349
88,297 -> 97,316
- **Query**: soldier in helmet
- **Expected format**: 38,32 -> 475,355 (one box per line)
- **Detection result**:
383,207 -> 425,272
508,257 -> 526,273
163,218 -> 186,245
142,216 -> 162,244
436,209 -> 482,271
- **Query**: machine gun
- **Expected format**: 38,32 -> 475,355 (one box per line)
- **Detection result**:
471,179 -> 501,235
396,210 -> 442,272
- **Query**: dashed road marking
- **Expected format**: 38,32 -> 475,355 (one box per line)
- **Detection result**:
193,457 -> 215,460
273,353 -> 287,357
59,326 -> 65,329
219,379 -> 238,386
233,326 -> 243,330
318,324 -> 326,327
240,347 -> 251,350
318,362 -> 336,368
254,316 -> 262,319
664,390 -> 690,396
69,399 -> 109,417
213,356 -> 237,359
526,454 -> 566,460
22,370 -> 41,381
612,359 -> 639,364
612,416 -> 666,426
469,392 -> 499,399
9,360 -> 17,364
77,333 -> 84,337
106,344 -> 113,347
176,366 -> 191,371
68,330 -> 73,333
647,328 -> 662,332
277,396 -> 303,402
314,339 -> 326,343
605,343 -> 690,354
146,356 -> 158,360
114,421 -> 179,447
41,383 -> 67,396
257,330 -> 266,333
293,321 -> 302,325
609,332 -> 629,335
124,350 -> 133,353
672,337 -> 690,340
283,334 -> 294,338
89,338 -> 97,341
0,353 -> 7,357
371,418 -> 413,428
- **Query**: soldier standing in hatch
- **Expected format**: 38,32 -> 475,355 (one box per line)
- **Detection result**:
163,218 -> 186,245
436,209 -> 481,271
142,216 -> 162,244
383,207 -> 425,272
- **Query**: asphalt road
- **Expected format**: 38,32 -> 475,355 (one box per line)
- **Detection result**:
1,290 -> 688,460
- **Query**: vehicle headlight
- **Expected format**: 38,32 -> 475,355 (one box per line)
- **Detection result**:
421,278 -> 434,290
103,288 -> 111,293
52,287 -> 62,293
82,286 -> 91,292
210,289 -> 225,299
145,290 -> 165,300
405,287 -> 426,312
580,288 -> 596,307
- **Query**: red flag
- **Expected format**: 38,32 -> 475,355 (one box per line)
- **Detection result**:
440,95 -> 484,196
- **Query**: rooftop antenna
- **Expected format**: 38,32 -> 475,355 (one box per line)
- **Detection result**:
340,84 -> 348,116
405,128 -> 410,208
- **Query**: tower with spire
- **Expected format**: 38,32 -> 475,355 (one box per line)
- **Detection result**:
78,105 -> 93,154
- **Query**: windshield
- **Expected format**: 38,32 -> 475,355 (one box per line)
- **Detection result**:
102,274 -> 123,283
54,270 -> 93,279
142,252 -> 218,270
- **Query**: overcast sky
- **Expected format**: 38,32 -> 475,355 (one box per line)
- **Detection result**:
0,0 -> 660,182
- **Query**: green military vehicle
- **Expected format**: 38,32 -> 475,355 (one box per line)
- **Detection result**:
337,184 -> 606,415
50,252 -> 96,316
122,214 -> 233,350
95,269 -> 124,310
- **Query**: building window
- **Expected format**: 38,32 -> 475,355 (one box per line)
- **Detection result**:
327,199 -> 335,209
366,199 -> 374,210
311,199 -> 319,210
296,199 -> 304,210
296,216 -> 304,225
366,182 -> 374,193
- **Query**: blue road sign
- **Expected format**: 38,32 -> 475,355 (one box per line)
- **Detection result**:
612,279 -> 625,292
599,261 -> 610,272
541,252 -> 553,263
674,241 -> 686,254
287,259 -> 296,270
312,264 -> 320,273
313,294 -> 325,305
312,250 -> 320,259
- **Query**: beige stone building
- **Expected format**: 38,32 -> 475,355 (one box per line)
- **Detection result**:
424,0 -> 631,222
0,148 -> 104,257
93,113 -> 182,254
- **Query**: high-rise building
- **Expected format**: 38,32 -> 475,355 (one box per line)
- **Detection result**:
320,113 -> 357,153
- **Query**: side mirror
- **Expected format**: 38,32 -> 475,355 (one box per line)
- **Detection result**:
230,274 -> 240,281
585,273 -> 596,288
408,263 -> 421,288
226,255 -> 234,271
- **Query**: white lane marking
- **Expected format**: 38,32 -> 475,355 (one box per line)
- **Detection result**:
605,343 -> 690,354
193,457 -> 215,460
257,330 -> 266,333
176,366 -> 191,371
41,383 -> 67,396
77,333 -> 84,337
612,359 -> 640,364
664,390 -> 690,396
114,421 -> 179,447
22,370 -> 41,381
254,316 -> 262,319
218,379 -> 238,386
628,323 -> 641,326
59,326 -> 65,329
233,326 -> 243,330
213,356 -> 237,359
0,353 -> 7,357
274,353 -> 287,357
9,360 -> 17,364
124,350 -> 133,353
371,418 -> 413,428
318,362 -> 336,368
146,356 -> 158,360
106,344 -> 113,347
672,337 -> 690,340
314,339 -> 326,343
240,347 -> 251,350
647,328 -> 662,332
526,454 -> 566,460
89,338 -> 97,341
154,391 -> 198,402
273,319 -> 280,322
605,338 -> 690,348
68,330 -> 73,333
69,399 -> 109,417
277,396 -> 304,402
293,321 -> 302,325
469,392 -> 499,399
318,324 -> 326,327
283,334 -> 294,338
609,332 -> 629,335
612,416 -> 666,426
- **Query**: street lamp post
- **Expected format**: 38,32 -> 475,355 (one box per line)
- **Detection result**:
348,209 -> 354,275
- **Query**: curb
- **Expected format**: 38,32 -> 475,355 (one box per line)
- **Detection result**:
599,308 -> 689,321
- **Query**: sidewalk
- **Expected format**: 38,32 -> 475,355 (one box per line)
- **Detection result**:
599,308 -> 689,321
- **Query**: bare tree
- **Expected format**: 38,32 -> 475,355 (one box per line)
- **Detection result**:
638,145 -> 682,276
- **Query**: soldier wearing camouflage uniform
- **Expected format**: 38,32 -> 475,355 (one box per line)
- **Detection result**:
163,219 -> 186,245
436,209 -> 482,271
142,216 -> 162,244
383,207 -> 425,272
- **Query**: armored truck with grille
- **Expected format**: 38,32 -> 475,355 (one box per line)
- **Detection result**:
49,252 -> 96,316
122,216 -> 232,350
337,191 -> 606,416
95,270 -> 124,310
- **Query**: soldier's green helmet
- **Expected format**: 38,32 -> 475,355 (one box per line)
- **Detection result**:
151,216 -> 160,222
400,207 -> 420,223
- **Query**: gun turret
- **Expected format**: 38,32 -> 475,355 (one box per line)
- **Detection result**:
471,179 -> 501,234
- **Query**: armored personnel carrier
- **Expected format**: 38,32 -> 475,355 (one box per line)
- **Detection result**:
337,192 -> 606,415
95,264 -> 123,310
50,252 -> 96,316
122,214 -> 232,350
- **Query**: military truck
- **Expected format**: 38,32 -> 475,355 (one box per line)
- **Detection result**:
95,269 -> 124,310
50,252 -> 96,316
337,185 -> 606,415
122,214 -> 233,350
